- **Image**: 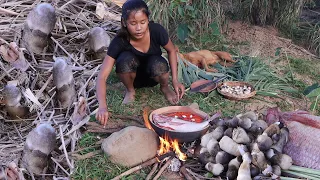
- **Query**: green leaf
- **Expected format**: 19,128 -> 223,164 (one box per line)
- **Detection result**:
186,5 -> 194,11
275,47 -> 282,56
177,23 -> 189,43
210,22 -> 220,35
303,83 -> 319,95
310,96 -> 319,112
178,6 -> 184,16
256,91 -> 279,97
306,88 -> 320,98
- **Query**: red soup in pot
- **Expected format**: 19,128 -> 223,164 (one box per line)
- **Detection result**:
163,112 -> 204,123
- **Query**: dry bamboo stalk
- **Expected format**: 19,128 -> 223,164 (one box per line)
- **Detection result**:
50,37 -> 80,66
51,157 -> 70,176
146,163 -> 159,180
59,125 -> 74,170
0,7 -> 19,15
77,64 -> 100,96
65,115 -> 90,136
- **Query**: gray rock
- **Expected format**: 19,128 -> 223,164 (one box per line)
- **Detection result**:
101,126 -> 159,167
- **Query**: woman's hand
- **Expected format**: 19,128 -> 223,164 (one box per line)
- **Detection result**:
172,79 -> 185,101
95,107 -> 109,128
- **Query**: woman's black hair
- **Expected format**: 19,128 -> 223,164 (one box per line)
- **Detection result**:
117,0 -> 150,41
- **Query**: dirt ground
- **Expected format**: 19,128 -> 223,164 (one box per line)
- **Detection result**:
226,21 -> 317,60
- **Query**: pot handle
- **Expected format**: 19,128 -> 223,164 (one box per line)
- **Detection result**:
207,111 -> 222,126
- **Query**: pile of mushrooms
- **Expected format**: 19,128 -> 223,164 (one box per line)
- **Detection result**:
220,84 -> 252,96
199,111 -> 292,179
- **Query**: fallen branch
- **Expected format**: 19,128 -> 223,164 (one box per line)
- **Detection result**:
146,163 -> 158,180
111,152 -> 175,180
152,157 -> 173,180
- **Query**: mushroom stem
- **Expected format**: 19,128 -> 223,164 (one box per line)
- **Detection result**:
237,145 -> 252,180
227,156 -> 242,180
271,127 -> 289,153
205,162 -> 224,176
219,136 -> 241,156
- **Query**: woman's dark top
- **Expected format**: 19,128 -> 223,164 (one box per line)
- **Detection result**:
107,22 -> 169,59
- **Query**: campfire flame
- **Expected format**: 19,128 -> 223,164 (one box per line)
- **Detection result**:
159,136 -> 187,161
143,108 -> 187,161
143,107 -> 153,130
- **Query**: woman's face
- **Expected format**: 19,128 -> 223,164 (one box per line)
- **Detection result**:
125,10 -> 149,40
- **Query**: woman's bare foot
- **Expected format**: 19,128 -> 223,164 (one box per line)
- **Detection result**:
161,86 -> 178,104
122,90 -> 135,104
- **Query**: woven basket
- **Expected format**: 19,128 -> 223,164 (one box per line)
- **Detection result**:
217,81 -> 256,101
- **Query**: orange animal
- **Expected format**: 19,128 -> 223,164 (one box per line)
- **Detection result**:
176,47 -> 236,72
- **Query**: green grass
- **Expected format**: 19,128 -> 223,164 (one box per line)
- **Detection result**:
288,57 -> 320,81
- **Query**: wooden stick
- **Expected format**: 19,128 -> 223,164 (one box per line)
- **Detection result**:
146,163 -> 158,180
112,115 -> 144,125
50,37 -> 81,66
59,125 -> 74,170
111,152 -> 175,180
180,166 -> 193,180
0,7 -> 19,16
86,128 -> 123,134
65,115 -> 90,136
152,157 -> 173,180
71,149 -> 102,160
77,64 -> 100,96
51,157 -> 70,177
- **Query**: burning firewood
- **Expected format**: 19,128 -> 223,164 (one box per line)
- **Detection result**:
153,157 -> 174,180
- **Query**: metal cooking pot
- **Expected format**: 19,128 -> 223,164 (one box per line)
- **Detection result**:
149,106 -> 210,143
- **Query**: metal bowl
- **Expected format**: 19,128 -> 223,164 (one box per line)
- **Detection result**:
149,106 -> 209,143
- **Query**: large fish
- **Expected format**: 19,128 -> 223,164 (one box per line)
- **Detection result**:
266,108 -> 320,170
152,112 -> 221,132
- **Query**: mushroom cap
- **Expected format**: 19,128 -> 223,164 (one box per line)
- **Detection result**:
26,3 -> 56,34
25,123 -> 56,155
4,84 -> 21,106
53,57 -> 74,89
89,27 -> 111,52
